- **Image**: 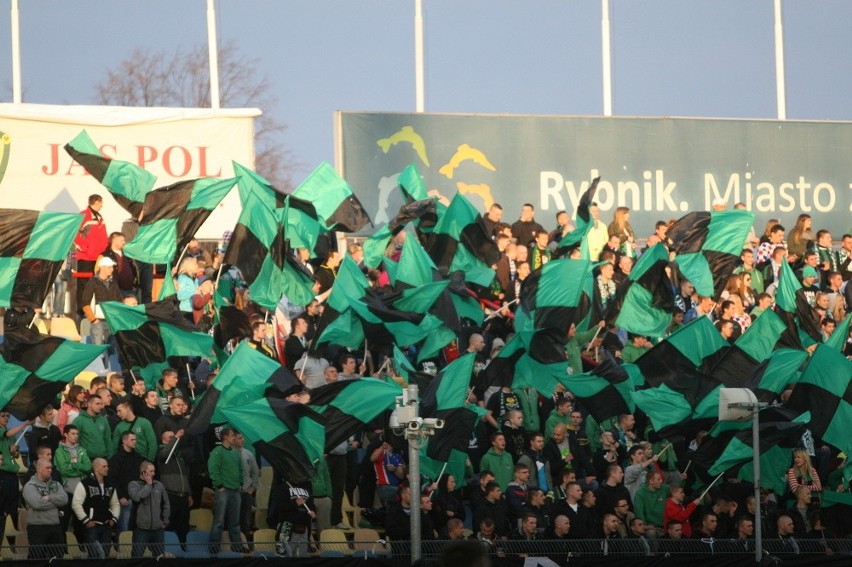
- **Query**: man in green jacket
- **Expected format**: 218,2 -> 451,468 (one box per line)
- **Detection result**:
478,432 -> 515,491
112,399 -> 157,461
208,427 -> 244,553
565,321 -> 604,376
633,470 -> 669,538
74,395 -> 112,459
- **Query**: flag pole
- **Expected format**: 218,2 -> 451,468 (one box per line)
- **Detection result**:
297,352 -> 308,383
164,436 -> 181,464
364,338 -> 374,375
698,472 -> 725,502
681,460 -> 692,476
286,481 -> 312,513
173,243 -> 191,273
584,324 -> 604,353
129,369 -> 139,385
428,461 -> 449,500
185,363 -> 196,400
484,299 -> 518,322
15,425 -> 30,446
214,260 -> 225,288
654,443 -> 672,460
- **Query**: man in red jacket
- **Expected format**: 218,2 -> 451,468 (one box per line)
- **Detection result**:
663,485 -> 700,538
74,194 -> 108,315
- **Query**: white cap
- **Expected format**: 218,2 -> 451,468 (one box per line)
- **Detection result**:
96,257 -> 117,268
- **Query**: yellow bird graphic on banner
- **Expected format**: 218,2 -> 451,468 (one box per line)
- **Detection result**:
439,144 -> 496,179
377,126 -> 430,166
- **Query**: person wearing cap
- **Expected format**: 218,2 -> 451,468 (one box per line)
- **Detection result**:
711,198 -> 727,211
81,255 -> 123,365
800,266 -> 820,305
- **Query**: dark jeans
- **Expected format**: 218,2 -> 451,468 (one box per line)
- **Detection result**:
240,491 -> 255,537
0,472 -> 18,542
167,492 -> 190,543
27,524 -> 65,559
327,453 -> 347,525
84,524 -> 113,558
132,528 -> 164,557
210,488 -> 242,553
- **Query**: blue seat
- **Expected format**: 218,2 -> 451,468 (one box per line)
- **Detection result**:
163,531 -> 184,558
184,530 -> 210,559
216,551 -> 245,558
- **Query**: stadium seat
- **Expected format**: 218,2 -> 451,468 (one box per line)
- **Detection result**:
117,530 -> 133,558
64,531 -> 85,559
254,507 -> 269,530
163,531 -> 183,558
259,466 -> 273,488
3,515 -> 16,538
352,528 -> 388,556
48,316 -> 81,341
73,370 -> 99,390
189,508 -> 213,531
251,528 -> 277,557
319,528 -> 352,556
184,530 -> 210,559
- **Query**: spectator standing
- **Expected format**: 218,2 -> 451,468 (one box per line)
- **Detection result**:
208,427 -> 244,553
108,431 -> 144,533
156,430 -> 191,542
510,203 -> 545,247
112,399 -> 157,462
128,461 -> 170,557
74,395 -> 112,460
234,432 -> 259,538
72,457 -> 119,558
74,194 -> 109,314
22,459 -> 68,559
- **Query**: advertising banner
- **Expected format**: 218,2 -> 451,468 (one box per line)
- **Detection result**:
337,112 -> 852,239
0,103 -> 257,239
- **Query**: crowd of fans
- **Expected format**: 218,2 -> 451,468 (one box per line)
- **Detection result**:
1,193 -> 851,560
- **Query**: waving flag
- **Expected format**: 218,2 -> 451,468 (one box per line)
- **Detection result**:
1,328 -> 107,419
123,177 -> 236,264
607,243 -> 675,336
292,162 -> 371,233
557,177 -> 599,255
186,342 -> 303,435
694,407 -> 809,495
786,344 -> 852,456
100,297 -> 213,387
561,352 -> 643,423
630,317 -> 729,436
221,399 -> 324,483
397,164 -> 440,231
65,130 -> 156,218
667,209 -> 755,298
775,260 -> 822,347
0,209 -> 83,309
308,378 -> 401,452
425,192 -> 500,287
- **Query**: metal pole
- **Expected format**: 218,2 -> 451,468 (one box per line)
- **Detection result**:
10,0 -> 21,103
406,384 -> 421,562
414,0 -> 425,112
753,407 -> 763,563
773,0 -> 786,120
206,0 -> 221,109
601,0 -> 613,116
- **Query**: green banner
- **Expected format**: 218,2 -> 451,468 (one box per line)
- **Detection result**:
338,112 -> 852,238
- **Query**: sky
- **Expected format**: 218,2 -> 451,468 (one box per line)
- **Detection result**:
2,0 -> 852,185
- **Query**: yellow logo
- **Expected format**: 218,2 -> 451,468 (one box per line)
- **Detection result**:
377,126 -> 430,166
438,144 -> 496,179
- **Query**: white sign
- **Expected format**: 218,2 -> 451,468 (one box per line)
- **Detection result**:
0,103 -> 258,239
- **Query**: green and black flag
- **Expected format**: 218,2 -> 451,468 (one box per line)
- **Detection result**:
607,243 -> 675,337
65,130 -> 156,218
292,162 -> 371,233
693,407 -> 809,495
421,353 -> 483,460
362,198 -> 439,269
221,398 -> 325,483
100,297 -> 213,387
425,192 -> 500,287
556,177 -> 600,256
186,342 -> 303,435
1,327 -> 107,420
308,378 -> 402,452
785,344 -> 852,456
397,164 -> 440,231
666,209 -> 755,298
630,316 -> 730,436
775,260 -> 822,347
123,177 -> 237,264
561,351 -> 643,423
225,191 -> 293,310
0,209 -> 83,309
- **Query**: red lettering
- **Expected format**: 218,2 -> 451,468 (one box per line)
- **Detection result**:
137,146 -> 158,168
197,146 -> 222,177
163,146 -> 192,177
41,144 -> 60,175
99,144 -> 117,159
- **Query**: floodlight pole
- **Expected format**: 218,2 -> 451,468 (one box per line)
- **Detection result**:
729,400 -> 767,563
414,0 -> 425,112
405,384 -> 422,562
10,0 -> 22,103
206,0 -> 221,110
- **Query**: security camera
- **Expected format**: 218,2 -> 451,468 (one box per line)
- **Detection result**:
423,418 -> 444,429
407,418 -> 423,431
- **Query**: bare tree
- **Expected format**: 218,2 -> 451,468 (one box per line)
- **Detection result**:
95,41 -> 296,189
